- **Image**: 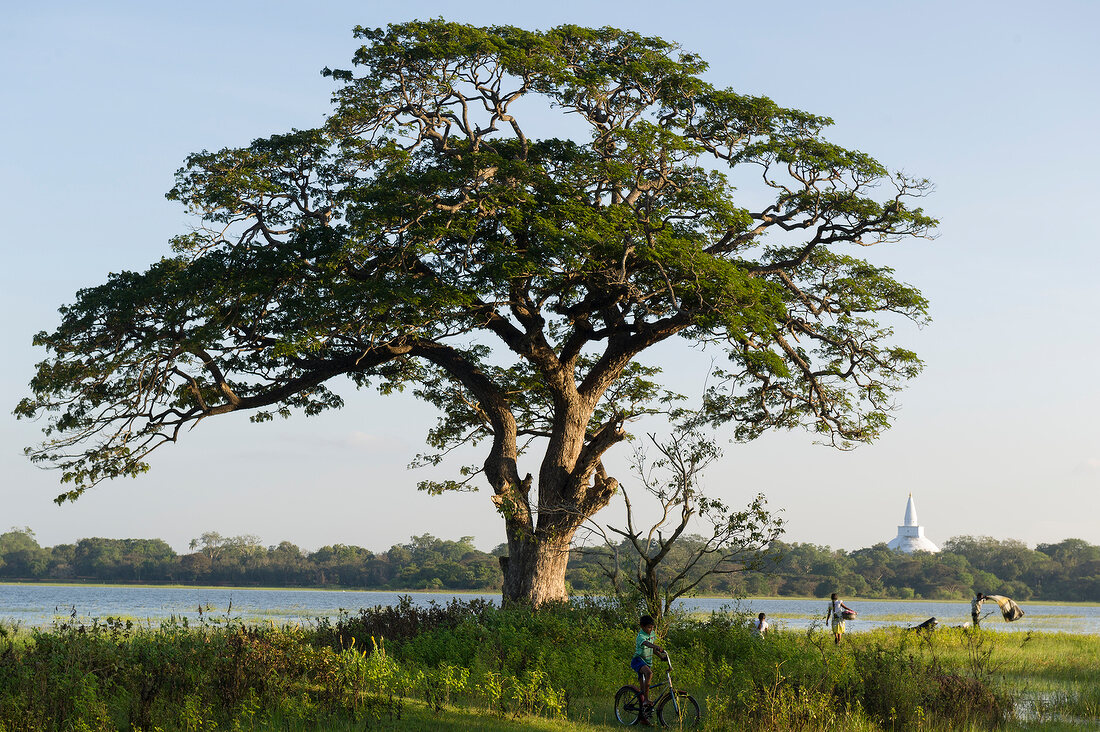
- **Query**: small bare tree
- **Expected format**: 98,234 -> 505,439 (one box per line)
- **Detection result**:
581,427 -> 785,623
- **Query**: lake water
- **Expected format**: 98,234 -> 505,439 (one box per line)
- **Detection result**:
2,583 -> 1098,634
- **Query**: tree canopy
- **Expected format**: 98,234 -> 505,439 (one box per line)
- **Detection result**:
18,20 -> 935,604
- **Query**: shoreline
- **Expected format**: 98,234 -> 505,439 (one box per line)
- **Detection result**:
0,581 -> 495,594
3,582 -> 1098,607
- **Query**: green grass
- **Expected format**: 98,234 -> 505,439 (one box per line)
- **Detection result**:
249,698 -> 616,731
826,626 -> 1100,729
3,602 -> 1100,731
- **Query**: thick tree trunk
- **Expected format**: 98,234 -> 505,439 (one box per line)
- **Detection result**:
499,531 -> 574,605
490,387 -> 621,605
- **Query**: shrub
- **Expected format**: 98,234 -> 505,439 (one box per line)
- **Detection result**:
0,600 -> 1014,731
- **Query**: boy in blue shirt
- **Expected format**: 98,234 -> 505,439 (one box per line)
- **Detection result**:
630,615 -> 666,719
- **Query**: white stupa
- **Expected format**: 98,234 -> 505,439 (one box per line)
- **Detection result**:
886,493 -> 940,553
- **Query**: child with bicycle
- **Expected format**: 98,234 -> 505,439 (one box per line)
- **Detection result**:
631,614 -> 667,722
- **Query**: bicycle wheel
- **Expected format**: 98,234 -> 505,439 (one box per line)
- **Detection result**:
614,685 -> 645,725
657,691 -> 701,728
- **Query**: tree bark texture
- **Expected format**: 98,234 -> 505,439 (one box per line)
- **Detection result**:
499,532 -> 573,605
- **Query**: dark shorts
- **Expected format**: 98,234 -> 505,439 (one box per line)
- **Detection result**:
631,656 -> 650,674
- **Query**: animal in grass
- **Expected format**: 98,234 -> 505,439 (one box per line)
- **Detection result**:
909,617 -> 938,631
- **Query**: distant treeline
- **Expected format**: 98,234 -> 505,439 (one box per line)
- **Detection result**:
0,529 -> 500,590
2,527 -> 1099,601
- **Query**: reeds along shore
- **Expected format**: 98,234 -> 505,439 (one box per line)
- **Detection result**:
2,598 -> 1097,730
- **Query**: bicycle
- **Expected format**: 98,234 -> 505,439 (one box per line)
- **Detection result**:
614,650 -> 701,727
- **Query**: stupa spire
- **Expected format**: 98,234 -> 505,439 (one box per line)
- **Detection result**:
887,494 -> 939,553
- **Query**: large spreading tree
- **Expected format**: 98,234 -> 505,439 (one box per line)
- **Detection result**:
17,20 -> 934,604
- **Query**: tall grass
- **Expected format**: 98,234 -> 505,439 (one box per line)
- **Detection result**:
0,601 -> 1095,730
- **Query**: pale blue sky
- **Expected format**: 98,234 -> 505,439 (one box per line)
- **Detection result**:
3,1 -> 1098,554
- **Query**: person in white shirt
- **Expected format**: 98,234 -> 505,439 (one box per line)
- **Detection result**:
753,612 -> 769,638
824,592 -> 854,644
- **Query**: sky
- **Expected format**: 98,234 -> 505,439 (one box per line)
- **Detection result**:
2,0 -> 1098,556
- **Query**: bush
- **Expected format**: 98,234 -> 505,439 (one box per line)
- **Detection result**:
0,601 -> 1013,731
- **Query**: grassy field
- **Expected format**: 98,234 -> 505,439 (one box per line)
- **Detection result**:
850,627 -> 1100,726
1,599 -> 1099,731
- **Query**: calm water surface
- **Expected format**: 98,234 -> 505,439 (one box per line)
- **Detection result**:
2,584 -> 1098,634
